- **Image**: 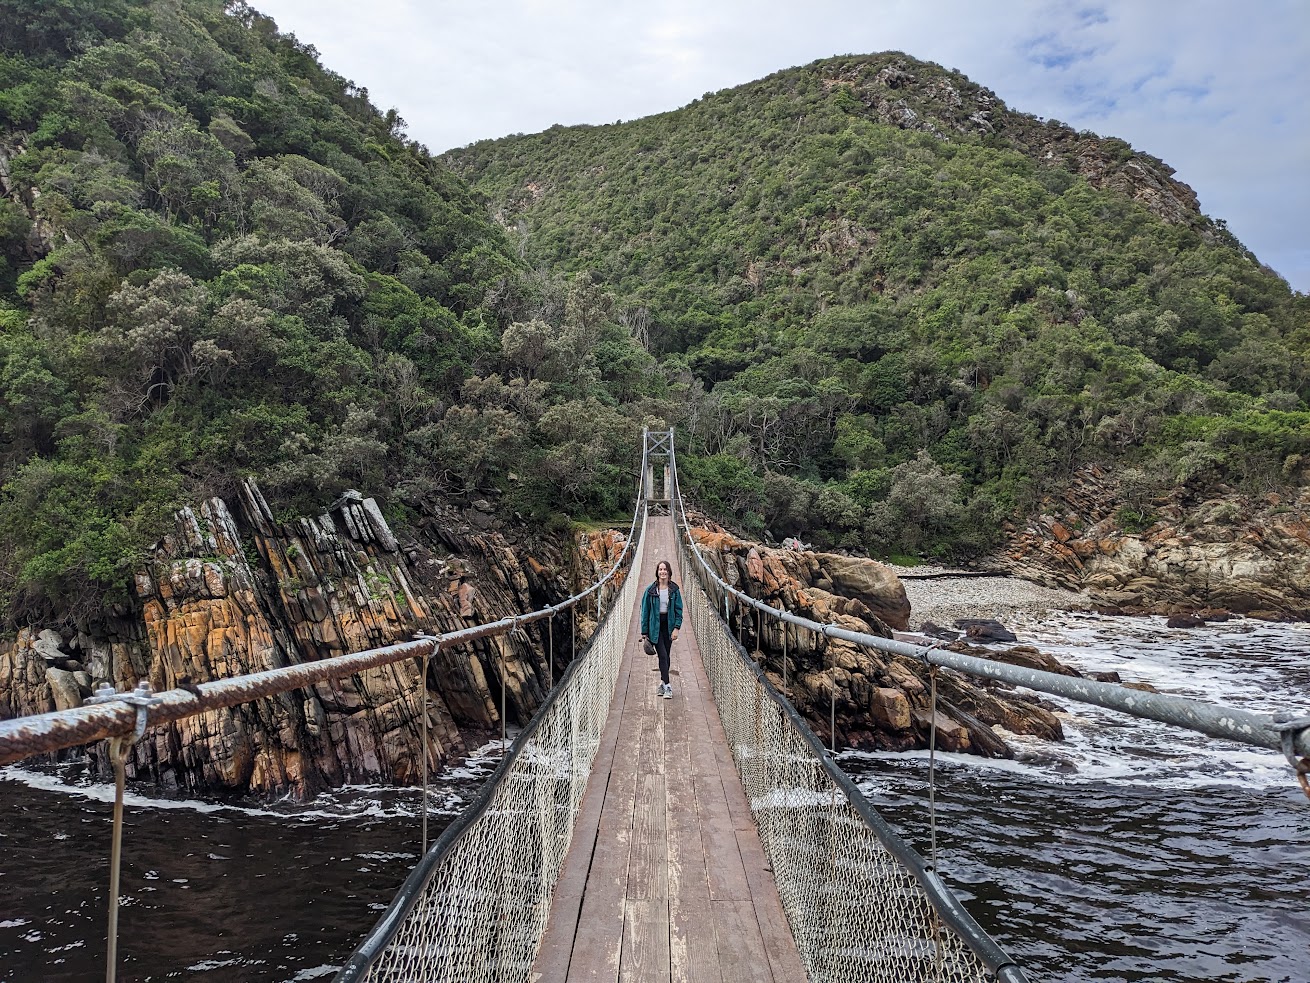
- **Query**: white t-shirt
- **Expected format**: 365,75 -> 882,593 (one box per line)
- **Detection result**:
659,587 -> 669,613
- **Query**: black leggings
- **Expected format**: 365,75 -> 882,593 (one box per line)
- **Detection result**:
655,613 -> 672,684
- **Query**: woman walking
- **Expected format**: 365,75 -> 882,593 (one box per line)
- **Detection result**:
640,559 -> 683,699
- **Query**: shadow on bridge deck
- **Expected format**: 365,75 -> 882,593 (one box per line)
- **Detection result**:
533,517 -> 806,982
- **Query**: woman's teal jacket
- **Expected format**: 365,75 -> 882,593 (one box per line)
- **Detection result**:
640,580 -> 683,640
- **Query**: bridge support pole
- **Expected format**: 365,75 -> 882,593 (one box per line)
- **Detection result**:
105,737 -> 128,983
781,607 -> 788,696
421,646 -> 430,852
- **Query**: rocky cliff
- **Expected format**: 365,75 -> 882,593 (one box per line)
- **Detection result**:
1007,466 -> 1310,620
0,481 -> 584,798
691,528 -> 1065,758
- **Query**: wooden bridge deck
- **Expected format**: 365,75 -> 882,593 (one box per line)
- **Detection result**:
533,517 -> 807,983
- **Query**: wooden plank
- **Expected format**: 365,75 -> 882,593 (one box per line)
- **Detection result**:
619,897 -> 671,982
535,657 -> 637,979
711,899 -> 776,983
628,773 -> 667,901
668,783 -> 721,983
565,726 -> 638,982
736,834 -> 807,982
694,773 -> 751,902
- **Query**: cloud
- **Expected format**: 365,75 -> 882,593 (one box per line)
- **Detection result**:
251,0 -> 1309,290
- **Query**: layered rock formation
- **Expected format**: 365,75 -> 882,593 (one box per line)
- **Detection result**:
691,528 -> 1064,758
0,481 -> 584,798
1008,467 -> 1310,620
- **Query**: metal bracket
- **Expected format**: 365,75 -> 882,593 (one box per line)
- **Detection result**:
1274,714 -> 1310,800
917,643 -> 946,668
86,680 -> 162,741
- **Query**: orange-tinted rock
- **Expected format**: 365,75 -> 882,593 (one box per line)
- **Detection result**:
0,481 -> 575,799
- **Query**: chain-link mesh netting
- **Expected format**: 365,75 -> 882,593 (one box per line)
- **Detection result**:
683,559 -> 1000,983
349,519 -> 647,983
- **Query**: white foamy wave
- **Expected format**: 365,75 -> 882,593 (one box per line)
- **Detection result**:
289,966 -> 339,981
850,612 -> 1309,792
0,734 -> 507,822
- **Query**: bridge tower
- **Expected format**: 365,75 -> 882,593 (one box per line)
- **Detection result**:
642,427 -> 674,515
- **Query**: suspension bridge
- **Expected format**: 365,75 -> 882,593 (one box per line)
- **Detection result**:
1,429 -> 1307,983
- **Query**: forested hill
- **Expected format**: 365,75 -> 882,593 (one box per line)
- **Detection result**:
0,13 -> 1306,633
0,0 -> 656,626
448,54 -> 1310,559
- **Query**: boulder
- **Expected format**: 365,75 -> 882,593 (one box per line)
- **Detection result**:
869,687 -> 912,731
45,667 -> 82,712
955,618 -> 1018,642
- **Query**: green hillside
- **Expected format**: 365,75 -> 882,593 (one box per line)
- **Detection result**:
1,10 -> 1306,628
448,54 -> 1310,558
0,0 -> 653,625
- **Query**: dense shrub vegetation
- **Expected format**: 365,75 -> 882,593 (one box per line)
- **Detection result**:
0,7 -> 1305,627
0,0 -> 656,623
449,54 -> 1309,556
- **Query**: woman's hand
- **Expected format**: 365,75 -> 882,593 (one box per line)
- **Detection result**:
671,629 -> 680,641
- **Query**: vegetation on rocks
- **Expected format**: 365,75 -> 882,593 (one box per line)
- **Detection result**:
0,0 -> 654,625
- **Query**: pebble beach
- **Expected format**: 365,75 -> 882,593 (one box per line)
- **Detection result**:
895,568 -> 1092,629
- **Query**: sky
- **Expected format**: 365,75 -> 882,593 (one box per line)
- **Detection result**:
249,0 -> 1310,293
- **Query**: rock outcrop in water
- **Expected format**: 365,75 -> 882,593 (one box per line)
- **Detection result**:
690,528 -> 1065,757
0,481 -> 583,798
1007,467 -> 1310,621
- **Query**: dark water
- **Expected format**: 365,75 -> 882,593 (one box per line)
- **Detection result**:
843,614 -> 1310,983
0,746 -> 503,982
3,616 -> 1308,982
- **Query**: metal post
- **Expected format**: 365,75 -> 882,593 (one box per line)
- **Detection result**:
500,634 -> 508,746
929,665 -> 943,976
548,617 -> 554,687
928,666 -> 939,872
830,685 -> 837,756
105,736 -> 128,983
781,608 -> 789,696
421,646 -> 430,853
825,627 -> 836,755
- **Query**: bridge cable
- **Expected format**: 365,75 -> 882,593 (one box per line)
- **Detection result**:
414,632 -> 440,852
84,680 -> 161,983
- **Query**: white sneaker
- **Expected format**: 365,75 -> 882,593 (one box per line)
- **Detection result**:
662,683 -> 673,699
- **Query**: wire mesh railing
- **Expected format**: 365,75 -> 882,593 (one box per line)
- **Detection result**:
334,512 -> 647,982
674,513 -> 1023,983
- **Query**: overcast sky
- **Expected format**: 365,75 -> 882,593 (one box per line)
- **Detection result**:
250,0 -> 1309,293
